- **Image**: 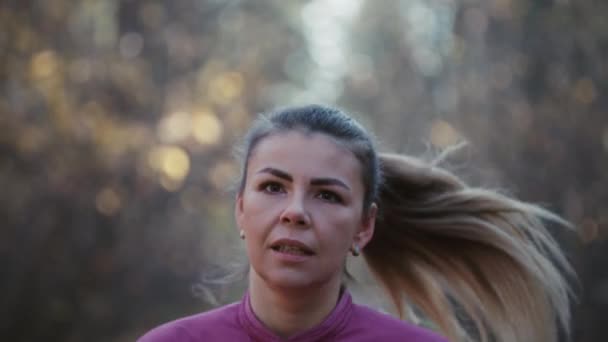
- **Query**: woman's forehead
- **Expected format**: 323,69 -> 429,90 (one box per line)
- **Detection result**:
252,130 -> 350,155
248,131 -> 362,181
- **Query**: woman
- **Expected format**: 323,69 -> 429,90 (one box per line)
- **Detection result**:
139,105 -> 575,341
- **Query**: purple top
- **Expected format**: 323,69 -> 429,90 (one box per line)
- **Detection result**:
138,290 -> 448,341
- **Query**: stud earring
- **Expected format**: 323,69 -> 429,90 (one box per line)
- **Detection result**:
351,244 -> 360,257
239,230 -> 245,240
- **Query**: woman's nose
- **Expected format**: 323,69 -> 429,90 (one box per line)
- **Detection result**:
280,195 -> 310,227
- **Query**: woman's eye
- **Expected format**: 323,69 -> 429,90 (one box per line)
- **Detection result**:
261,182 -> 284,194
317,190 -> 342,203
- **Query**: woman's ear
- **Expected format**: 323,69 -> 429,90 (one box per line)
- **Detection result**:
354,202 -> 377,249
235,193 -> 244,231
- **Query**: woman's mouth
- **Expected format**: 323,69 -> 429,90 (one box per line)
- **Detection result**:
271,245 -> 314,255
270,239 -> 315,256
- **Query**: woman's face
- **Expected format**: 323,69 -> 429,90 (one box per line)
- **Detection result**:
236,131 -> 376,291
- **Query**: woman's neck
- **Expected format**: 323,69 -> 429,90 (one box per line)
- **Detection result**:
248,268 -> 342,339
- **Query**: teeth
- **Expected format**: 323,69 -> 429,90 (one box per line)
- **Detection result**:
277,245 -> 307,255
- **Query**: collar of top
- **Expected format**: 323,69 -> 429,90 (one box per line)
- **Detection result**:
237,288 -> 354,341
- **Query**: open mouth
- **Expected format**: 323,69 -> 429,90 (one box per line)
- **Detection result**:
271,244 -> 314,256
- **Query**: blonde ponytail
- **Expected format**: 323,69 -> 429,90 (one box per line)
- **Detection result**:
363,153 -> 575,342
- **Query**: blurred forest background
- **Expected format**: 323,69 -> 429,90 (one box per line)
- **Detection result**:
1,0 -> 607,341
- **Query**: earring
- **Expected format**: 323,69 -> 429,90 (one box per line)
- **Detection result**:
239,229 -> 245,240
351,243 -> 360,257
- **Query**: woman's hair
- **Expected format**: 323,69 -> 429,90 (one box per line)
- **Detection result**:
236,104 -> 575,342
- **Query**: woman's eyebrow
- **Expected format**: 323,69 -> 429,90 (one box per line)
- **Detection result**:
310,178 -> 350,191
256,167 -> 293,182
255,167 -> 350,190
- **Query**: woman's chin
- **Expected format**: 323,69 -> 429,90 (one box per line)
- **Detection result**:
266,272 -> 319,290
251,263 -> 340,292
261,269 -> 338,292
